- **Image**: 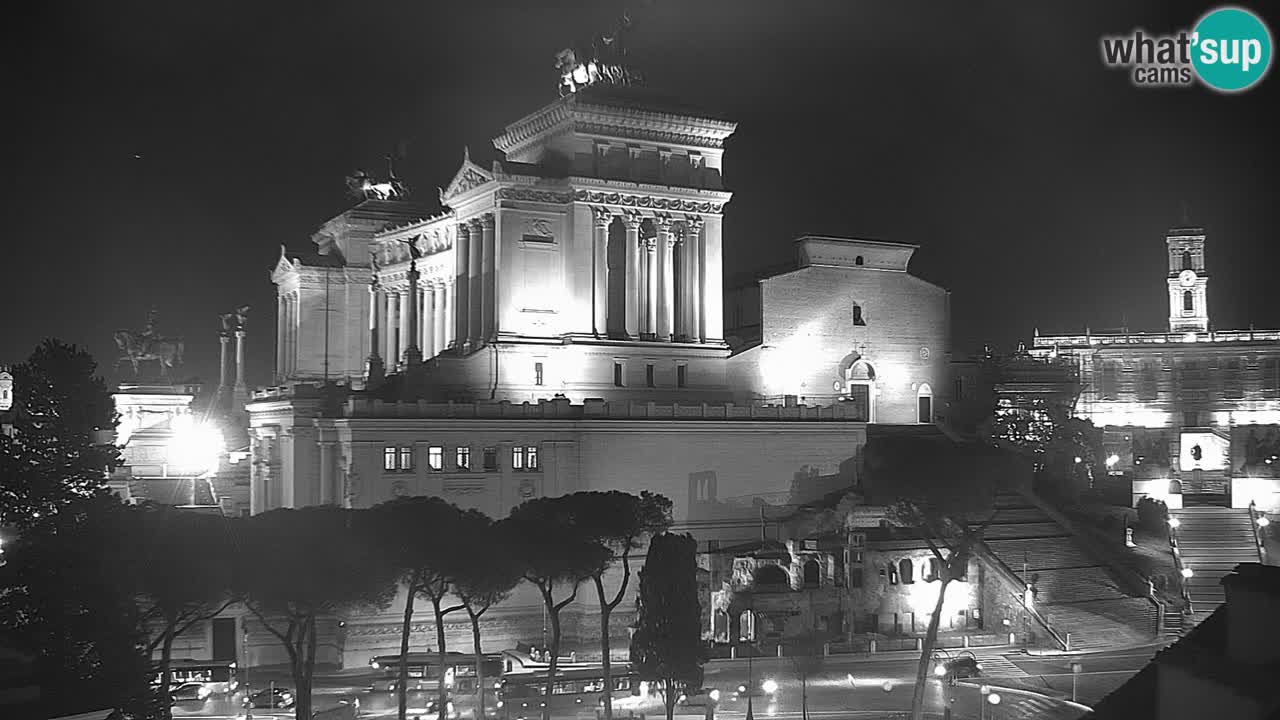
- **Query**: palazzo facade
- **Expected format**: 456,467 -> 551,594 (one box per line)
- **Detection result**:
247,84 -> 953,667
1031,226 -> 1280,511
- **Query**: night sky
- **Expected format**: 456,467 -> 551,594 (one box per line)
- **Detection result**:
3,1 -> 1278,390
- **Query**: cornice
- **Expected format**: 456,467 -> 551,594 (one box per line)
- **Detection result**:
570,189 -> 726,215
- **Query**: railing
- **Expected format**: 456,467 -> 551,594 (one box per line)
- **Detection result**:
972,541 -> 1070,650
1167,519 -> 1195,616
1248,500 -> 1268,562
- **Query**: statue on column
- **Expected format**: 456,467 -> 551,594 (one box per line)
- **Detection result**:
114,309 -> 185,380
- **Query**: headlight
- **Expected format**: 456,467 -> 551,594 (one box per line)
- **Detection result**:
761,679 -> 778,694
371,661 -> 380,669
496,701 -> 504,708
709,689 -> 721,702
737,685 -> 747,694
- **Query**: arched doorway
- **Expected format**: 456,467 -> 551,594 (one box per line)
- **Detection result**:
917,383 -> 934,424
754,564 -> 788,587
803,559 -> 820,588
843,359 -> 876,422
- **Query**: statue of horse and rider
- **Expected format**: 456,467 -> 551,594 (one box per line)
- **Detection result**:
115,309 -> 185,380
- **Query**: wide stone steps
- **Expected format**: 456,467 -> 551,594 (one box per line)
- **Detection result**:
1030,567 -> 1130,604
985,538 -> 1098,571
1040,600 -> 1156,650
1169,506 -> 1261,629
983,522 -> 1071,539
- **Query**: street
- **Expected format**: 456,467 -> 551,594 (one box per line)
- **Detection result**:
169,643 -> 1166,720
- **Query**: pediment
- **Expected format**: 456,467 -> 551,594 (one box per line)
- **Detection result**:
271,246 -> 298,283
440,152 -> 495,204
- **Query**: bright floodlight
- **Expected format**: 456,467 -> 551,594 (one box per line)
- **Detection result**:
1106,454 -> 1120,467
934,663 -> 947,677
1181,567 -> 1194,579
1074,456 -> 1082,464
761,679 -> 778,695
1168,518 -> 1181,529
987,693 -> 1001,705
168,416 -> 224,474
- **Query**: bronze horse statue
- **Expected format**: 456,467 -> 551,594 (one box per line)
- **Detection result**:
114,330 -> 185,379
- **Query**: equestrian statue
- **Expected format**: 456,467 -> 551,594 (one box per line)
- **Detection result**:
115,308 -> 185,380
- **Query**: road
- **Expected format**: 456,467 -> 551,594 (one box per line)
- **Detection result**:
171,644 -> 1164,720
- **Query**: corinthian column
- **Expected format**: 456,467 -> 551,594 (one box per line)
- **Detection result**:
480,213 -> 496,342
655,215 -> 675,341
623,211 -> 642,339
468,218 -> 483,348
645,236 -> 658,339
386,291 -> 400,368
366,281 -> 384,385
403,261 -> 422,367
454,223 -> 471,350
591,207 -> 611,337
422,284 -> 435,359
276,295 -> 286,381
685,215 -> 705,343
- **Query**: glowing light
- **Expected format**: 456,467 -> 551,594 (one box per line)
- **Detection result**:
1181,567 -> 1194,579
934,664 -> 947,677
987,693 -> 1001,706
1074,456 -> 1082,464
1167,518 -> 1181,529
881,681 -> 894,693
168,415 -> 224,475
1258,516 -> 1270,528
1106,454 -> 1120,467
761,679 -> 778,695
709,689 -> 720,702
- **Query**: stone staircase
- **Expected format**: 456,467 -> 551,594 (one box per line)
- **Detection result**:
1169,506 -> 1261,626
982,493 -> 1158,650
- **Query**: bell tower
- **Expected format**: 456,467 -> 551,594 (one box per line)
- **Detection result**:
1166,226 -> 1209,333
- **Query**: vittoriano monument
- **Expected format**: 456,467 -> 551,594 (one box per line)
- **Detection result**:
114,308 -> 185,382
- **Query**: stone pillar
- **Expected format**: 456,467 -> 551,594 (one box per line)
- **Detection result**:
685,216 -> 705,342
434,285 -> 447,354
591,207 -> 611,336
443,280 -> 454,349
480,213 -> 496,342
645,236 -> 658,338
386,291 -> 400,369
623,211 -> 642,339
284,294 -> 296,377
366,283 -> 384,385
468,218 -> 484,348
218,332 -> 232,396
234,329 -> 248,407
455,223 -> 471,349
403,261 -> 422,367
276,295 -> 286,381
656,215 -> 675,341
319,441 -> 335,506
702,215 -> 724,343
422,284 -> 435,359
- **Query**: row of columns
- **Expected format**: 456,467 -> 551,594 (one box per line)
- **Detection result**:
591,209 -> 706,342
276,290 -> 299,379
369,279 -> 457,370
455,214 -> 496,351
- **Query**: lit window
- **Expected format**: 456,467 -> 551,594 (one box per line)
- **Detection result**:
534,362 -> 544,386
646,364 -> 655,387
456,446 -> 471,471
677,364 -> 687,388
526,445 -> 539,470
513,446 -> 524,470
613,362 -> 624,387
483,447 -> 497,471
398,446 -> 413,472
428,446 -> 443,471
384,447 -> 397,472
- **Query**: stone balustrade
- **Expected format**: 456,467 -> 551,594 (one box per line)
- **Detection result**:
341,396 -> 866,421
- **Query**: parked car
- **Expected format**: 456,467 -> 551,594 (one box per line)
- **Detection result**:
248,687 -> 296,709
678,688 -> 721,707
170,682 -> 212,703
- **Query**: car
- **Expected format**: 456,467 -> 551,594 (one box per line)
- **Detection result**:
678,688 -> 721,707
934,655 -> 982,681
248,687 -> 296,709
730,678 -> 779,700
170,682 -> 212,703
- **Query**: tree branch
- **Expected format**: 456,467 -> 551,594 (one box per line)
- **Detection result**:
553,582 -> 580,613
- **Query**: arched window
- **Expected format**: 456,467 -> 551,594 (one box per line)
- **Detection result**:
898,558 -> 915,585
803,559 -> 820,588
855,255 -> 864,266
754,564 -> 788,587
1183,291 -> 1194,313
927,557 -> 942,582
1182,250 -> 1193,271
852,302 -> 866,326
916,383 -> 934,424
1099,361 -> 1119,400
887,564 -> 898,585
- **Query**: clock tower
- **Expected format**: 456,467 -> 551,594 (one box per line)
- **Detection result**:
1166,226 -> 1209,333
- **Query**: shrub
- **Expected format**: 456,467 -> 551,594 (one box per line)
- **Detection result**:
1136,497 -> 1169,534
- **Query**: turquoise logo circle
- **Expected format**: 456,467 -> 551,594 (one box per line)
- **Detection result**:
1192,6 -> 1273,92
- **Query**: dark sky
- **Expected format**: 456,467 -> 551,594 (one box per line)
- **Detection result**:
3,1 -> 1278,389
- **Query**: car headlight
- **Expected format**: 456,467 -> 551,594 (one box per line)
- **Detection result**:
737,685 -> 747,694
371,661 -> 380,669
496,701 -> 504,708
761,679 -> 778,695
935,664 -> 948,677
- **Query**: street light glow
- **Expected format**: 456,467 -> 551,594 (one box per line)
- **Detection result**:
1106,454 -> 1120,467
168,415 -> 224,475
761,679 -> 778,695
1258,516 -> 1271,528
987,693 -> 1001,705
1168,518 -> 1181,529
1181,567 -> 1194,578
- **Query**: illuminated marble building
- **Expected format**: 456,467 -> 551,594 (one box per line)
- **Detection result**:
1031,226 -> 1280,511
247,81 -> 952,666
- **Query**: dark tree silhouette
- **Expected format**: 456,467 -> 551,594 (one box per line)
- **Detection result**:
506,496 -> 609,720
454,515 -> 523,720
568,491 -> 672,720
629,533 -> 705,720
237,507 -> 397,720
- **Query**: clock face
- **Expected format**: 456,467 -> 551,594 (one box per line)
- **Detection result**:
1178,269 -> 1197,287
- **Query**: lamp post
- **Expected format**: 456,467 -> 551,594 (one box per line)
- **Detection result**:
1071,662 -> 1083,703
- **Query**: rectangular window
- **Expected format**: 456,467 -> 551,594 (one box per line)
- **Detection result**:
428,446 -> 443,471
398,446 -> 413,472
456,446 -> 471,471
534,362 -> 544,387
953,377 -> 964,402
526,445 -> 539,470
677,364 -> 687,388
646,363 -> 655,387
513,446 -> 525,470
613,362 -> 624,387
384,447 -> 397,472
483,447 -> 498,471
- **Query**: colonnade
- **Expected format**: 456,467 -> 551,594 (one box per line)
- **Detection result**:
592,209 -> 707,342
369,278 -> 457,369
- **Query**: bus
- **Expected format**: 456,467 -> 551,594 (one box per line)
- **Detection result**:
152,659 -> 239,695
496,666 -> 651,720
368,652 -> 503,694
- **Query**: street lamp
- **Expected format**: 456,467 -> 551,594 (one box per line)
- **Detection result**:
1258,516 -> 1271,528
1070,662 -> 1084,703
1181,567 -> 1194,579
1167,517 -> 1181,529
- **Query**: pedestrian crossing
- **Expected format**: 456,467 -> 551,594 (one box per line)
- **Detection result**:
972,651 -> 1028,679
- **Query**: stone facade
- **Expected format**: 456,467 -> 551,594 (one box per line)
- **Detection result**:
1031,226 -> 1280,508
